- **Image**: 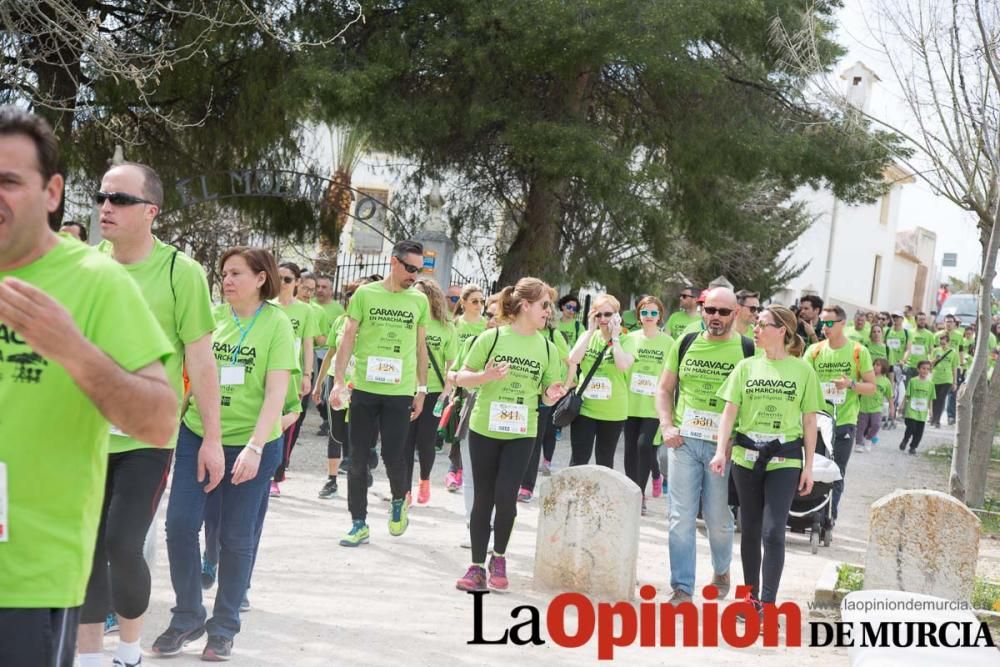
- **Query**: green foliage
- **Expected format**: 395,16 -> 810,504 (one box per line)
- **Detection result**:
836,563 -> 865,592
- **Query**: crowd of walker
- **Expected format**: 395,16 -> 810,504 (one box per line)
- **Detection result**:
3,108 -> 999,666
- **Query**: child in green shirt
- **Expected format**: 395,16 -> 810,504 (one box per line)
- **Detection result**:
855,358 -> 893,453
900,360 -> 933,455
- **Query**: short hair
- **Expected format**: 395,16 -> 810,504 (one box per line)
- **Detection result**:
392,239 -> 423,258
115,162 -> 163,209
735,289 -> 759,304
0,106 -> 60,181
315,275 -> 333,286
945,314 -> 957,323
558,294 -> 580,309
917,311 -> 927,317
61,221 -> 88,242
799,294 -> 823,311
221,247 -> 280,300
917,360 -> 931,369
822,305 -> 847,321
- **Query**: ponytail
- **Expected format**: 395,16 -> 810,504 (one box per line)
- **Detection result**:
494,278 -> 551,325
787,333 -> 806,358
765,305 -> 805,357
496,285 -> 517,324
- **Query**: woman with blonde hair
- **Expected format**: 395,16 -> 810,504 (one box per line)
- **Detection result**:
566,293 -> 634,467
709,305 -> 822,617
445,284 -> 487,491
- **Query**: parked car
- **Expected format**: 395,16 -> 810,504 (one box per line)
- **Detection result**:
936,293 -> 979,326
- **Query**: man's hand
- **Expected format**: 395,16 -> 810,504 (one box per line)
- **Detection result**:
300,373 -> 312,399
198,440 -> 225,492
0,277 -> 86,363
833,375 -> 852,391
661,424 -> 683,448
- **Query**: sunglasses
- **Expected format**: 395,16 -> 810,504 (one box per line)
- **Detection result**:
744,305 -> 762,314
94,191 -> 155,207
640,309 -> 659,318
281,276 -> 295,284
679,294 -> 694,299
448,295 -> 460,303
564,304 -> 578,312
820,319 -> 843,327
703,307 -> 733,316
754,321 -> 782,330
486,311 -> 496,319
469,298 -> 485,305
595,311 -> 616,319
395,257 -> 421,274
541,301 -> 552,310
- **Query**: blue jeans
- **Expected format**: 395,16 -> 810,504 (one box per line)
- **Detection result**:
667,436 -> 734,595
165,424 -> 280,640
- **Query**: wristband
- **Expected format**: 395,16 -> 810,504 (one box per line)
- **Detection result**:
245,443 -> 263,456
416,385 -> 428,394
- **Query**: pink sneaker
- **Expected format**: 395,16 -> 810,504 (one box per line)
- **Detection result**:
651,476 -> 663,498
269,481 -> 280,497
517,487 -> 532,503
455,468 -> 463,488
488,555 -> 508,591
445,471 -> 459,492
455,565 -> 487,592
417,479 -> 431,505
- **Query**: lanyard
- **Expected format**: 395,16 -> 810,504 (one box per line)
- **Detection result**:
229,303 -> 264,365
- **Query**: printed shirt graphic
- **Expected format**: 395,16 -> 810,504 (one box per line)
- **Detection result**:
860,375 -> 893,413
425,318 -> 458,393
865,341 -> 888,362
666,333 -> 748,426
184,303 -> 297,445
96,238 -> 214,453
906,329 -> 937,367
456,317 -> 488,349
904,377 -> 935,422
805,340 -> 874,427
930,346 -> 957,385
464,326 -> 561,440
718,355 -> 824,471
885,328 -> 909,365
346,281 -> 430,396
578,333 -> 629,421
666,310 -> 701,339
622,330 -> 674,419
272,299 -> 319,371
0,237 -> 172,608
557,318 -> 582,349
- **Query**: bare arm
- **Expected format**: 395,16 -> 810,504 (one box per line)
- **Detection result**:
331,318 -> 360,386
714,401 -> 739,459
416,326 -> 428,386
184,334 -> 221,445
655,369 -> 678,428
251,369 -> 290,447
802,412 -> 817,468
610,339 -> 634,371
853,369 -> 878,396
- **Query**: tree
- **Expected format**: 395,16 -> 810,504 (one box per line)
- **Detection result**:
777,0 -> 1000,506
303,0 -> 900,290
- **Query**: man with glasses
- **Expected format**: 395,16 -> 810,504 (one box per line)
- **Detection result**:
557,294 -> 583,348
329,239 -> 430,546
78,162 -> 221,667
656,287 -> 754,605
795,294 -> 825,345
805,305 -> 877,525
902,312 -> 936,381
735,289 -> 760,338
446,284 -> 463,316
666,286 -> 700,339
0,107 -> 177,667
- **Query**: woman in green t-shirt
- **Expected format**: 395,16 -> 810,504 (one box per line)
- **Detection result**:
454,278 -> 567,593
709,306 -> 822,615
566,293 -> 635,468
448,284 -> 487,490
866,324 -> 888,362
622,296 -> 674,513
160,247 -> 294,659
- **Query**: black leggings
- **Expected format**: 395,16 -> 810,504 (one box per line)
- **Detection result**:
542,409 -> 557,461
273,408 -> 303,483
901,418 -> 926,451
406,391 -> 441,487
347,389 -> 413,521
731,464 -> 800,604
930,383 -> 950,425
569,415 -> 624,468
521,404 -> 553,492
81,448 -> 173,623
328,408 -> 348,459
623,416 -> 658,494
468,431 -> 534,564
0,607 -> 81,667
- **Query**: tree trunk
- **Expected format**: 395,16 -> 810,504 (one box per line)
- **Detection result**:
967,372 -> 1000,506
496,175 -> 565,286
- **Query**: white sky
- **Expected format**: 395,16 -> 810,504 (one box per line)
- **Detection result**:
833,0 -> 991,287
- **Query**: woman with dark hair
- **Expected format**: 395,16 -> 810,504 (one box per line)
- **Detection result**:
445,283 -> 486,491
155,247 -> 295,661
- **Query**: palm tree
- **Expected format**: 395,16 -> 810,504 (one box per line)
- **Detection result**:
316,125 -> 370,274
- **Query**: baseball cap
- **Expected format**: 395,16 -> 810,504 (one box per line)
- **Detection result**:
892,310 -> 904,318
697,290 -> 709,304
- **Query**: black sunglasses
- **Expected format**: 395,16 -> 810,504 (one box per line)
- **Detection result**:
744,305 -> 762,314
94,191 -> 155,207
395,256 -> 421,274
281,276 -> 295,284
703,307 -> 733,316
679,293 -> 694,299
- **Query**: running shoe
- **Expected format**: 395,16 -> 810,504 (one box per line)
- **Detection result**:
112,657 -> 141,667
908,448 -> 917,456
339,457 -> 351,475
711,570 -> 731,599
339,521 -> 370,547
541,458 -> 551,476
417,479 -> 431,505
456,565 -> 488,592
388,498 -> 409,536
864,443 -> 872,453
240,593 -> 250,612
666,589 -> 692,605
854,444 -> 865,453
152,626 -> 205,656
104,612 -> 120,634
318,477 -> 338,499
317,421 -> 329,437
201,635 -> 233,662
455,468 -> 463,488
445,471 -> 459,492
517,487 -> 532,503
269,481 -> 280,497
651,475 -> 663,498
487,555 -> 509,591
201,559 -> 217,590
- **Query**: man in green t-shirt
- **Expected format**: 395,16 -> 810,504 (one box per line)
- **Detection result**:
804,305 -> 877,523
78,162 -> 221,667
902,312 -> 936,379
844,311 -> 870,344
734,289 -> 760,338
0,107 -> 176,666
665,286 -> 701,339
656,287 -> 752,604
329,239 -> 430,546
942,314 -> 965,425
312,274 -> 345,436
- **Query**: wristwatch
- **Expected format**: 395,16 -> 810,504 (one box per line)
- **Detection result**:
416,385 -> 428,394
245,442 -> 263,456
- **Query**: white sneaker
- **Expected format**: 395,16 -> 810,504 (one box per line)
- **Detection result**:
854,444 -> 865,453
864,443 -> 872,453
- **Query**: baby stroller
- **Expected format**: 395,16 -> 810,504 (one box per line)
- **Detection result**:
787,412 -> 842,553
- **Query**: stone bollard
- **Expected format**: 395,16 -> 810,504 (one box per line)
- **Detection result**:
863,489 -> 980,602
534,465 -> 641,601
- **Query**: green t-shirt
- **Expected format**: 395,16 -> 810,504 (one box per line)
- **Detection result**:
456,317 -> 488,349
545,326 -> 570,363
681,319 -> 706,336
622,330 -> 674,419
578,333 -> 630,421
885,327 -> 909,365
272,299 -> 320,368
860,375 -> 892,414
904,377 -> 934,421
425,319 -> 458,393
865,341 -> 888,362
451,332 -> 477,373
805,340 -> 874,426
557,318 -> 583,349
718,355 -> 825,471
346,281 -> 430,396
96,238 -> 214,453
310,301 -> 330,341
930,346 -> 957,385
0,237 -> 172,608
666,333 -> 751,438
845,323 -> 870,345
666,310 -> 701,339
317,299 -> 346,327
463,326 -> 561,439
906,328 -> 936,368
184,303 -> 297,445
948,329 -> 965,356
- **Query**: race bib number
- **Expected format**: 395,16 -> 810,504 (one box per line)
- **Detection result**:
679,408 -> 720,441
910,397 -> 929,412
822,382 -> 846,405
887,338 -> 901,350
583,376 -> 612,400
911,344 -> 926,356
366,356 -> 403,384
0,462 -> 7,542
629,373 -> 658,397
743,449 -> 759,463
488,402 -> 529,435
221,365 -> 246,386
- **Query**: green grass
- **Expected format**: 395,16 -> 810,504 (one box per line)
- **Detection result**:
837,563 -> 865,592
838,564 -> 1000,612
974,497 -> 1000,535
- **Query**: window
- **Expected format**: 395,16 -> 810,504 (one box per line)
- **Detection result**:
879,190 -> 891,226
871,254 -> 882,305
853,76 -> 863,86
